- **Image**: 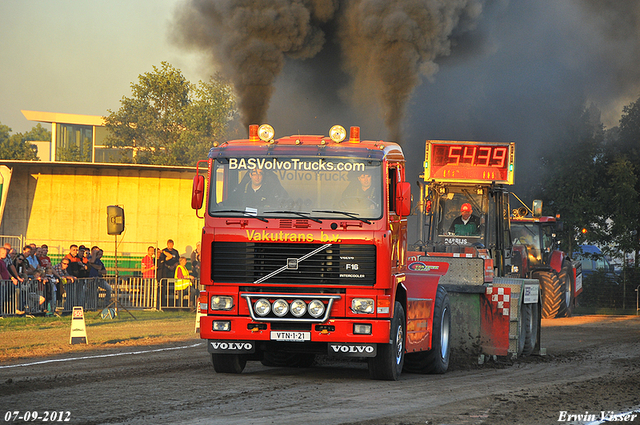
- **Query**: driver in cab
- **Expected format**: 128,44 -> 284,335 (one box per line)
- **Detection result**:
340,171 -> 380,210
239,168 -> 287,209
448,203 -> 481,236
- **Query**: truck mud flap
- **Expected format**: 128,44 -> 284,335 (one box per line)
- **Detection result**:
328,343 -> 377,357
208,340 -> 256,354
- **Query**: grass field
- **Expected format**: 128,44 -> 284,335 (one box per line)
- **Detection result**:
0,310 -> 198,362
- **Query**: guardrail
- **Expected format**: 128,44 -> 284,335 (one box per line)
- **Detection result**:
0,277 -> 201,316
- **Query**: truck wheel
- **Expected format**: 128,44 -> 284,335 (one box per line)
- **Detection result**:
522,302 -> 539,356
261,352 -> 316,368
369,301 -> 405,381
403,286 -> 451,374
211,354 -> 246,374
533,270 -> 563,319
557,261 -> 574,317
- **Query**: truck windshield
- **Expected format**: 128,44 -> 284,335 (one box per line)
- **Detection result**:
432,187 -> 488,247
208,156 -> 383,220
512,223 -> 543,266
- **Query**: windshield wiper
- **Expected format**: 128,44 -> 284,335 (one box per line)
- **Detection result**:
264,210 -> 323,223
212,209 -> 269,223
312,210 -> 371,224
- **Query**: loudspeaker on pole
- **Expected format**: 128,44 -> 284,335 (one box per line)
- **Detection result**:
107,205 -> 125,235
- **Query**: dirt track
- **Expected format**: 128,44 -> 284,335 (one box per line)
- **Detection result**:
1,315 -> 639,425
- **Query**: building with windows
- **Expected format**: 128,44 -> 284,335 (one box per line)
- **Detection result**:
21,110 -> 129,163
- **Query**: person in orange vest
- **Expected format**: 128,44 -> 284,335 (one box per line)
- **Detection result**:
174,256 -> 195,308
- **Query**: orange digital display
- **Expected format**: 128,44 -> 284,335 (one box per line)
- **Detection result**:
425,141 -> 514,184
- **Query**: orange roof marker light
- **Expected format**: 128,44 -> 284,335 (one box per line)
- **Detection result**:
249,124 -> 259,141
349,126 -> 360,143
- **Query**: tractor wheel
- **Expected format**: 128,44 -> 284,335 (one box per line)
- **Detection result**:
533,270 -> 563,319
261,352 -> 316,368
522,302 -> 539,356
557,261 -> 574,317
404,286 -> 451,374
211,354 -> 246,374
369,302 -> 405,380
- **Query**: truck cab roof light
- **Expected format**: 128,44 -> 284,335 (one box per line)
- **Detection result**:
329,125 -> 346,143
258,124 -> 275,142
249,124 -> 259,141
349,126 -> 360,143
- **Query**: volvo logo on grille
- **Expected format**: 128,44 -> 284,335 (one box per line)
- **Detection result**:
328,343 -> 377,357
287,258 -> 298,270
208,341 -> 255,353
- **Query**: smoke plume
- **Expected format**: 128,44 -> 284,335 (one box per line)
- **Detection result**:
172,0 -> 484,140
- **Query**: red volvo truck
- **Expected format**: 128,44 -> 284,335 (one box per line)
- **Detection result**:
191,126 -> 541,380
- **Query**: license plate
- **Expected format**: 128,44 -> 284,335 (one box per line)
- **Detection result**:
270,331 -> 311,342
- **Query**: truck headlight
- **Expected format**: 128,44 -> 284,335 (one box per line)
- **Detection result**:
272,299 -> 289,317
308,300 -> 325,318
254,298 -> 271,316
351,298 -> 374,314
290,299 -> 307,317
211,296 -> 234,310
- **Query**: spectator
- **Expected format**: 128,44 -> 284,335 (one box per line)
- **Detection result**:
158,240 -> 179,280
53,259 -> 76,283
26,243 -> 40,271
32,268 -> 47,312
14,246 -> 36,279
37,244 -> 53,268
190,242 -> 201,280
0,247 -> 20,315
64,244 -> 89,278
89,246 -> 111,306
175,256 -> 196,307
3,243 -> 22,283
141,246 -> 157,279
45,266 -> 63,311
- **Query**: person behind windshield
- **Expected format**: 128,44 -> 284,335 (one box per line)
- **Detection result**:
340,171 -> 380,210
448,203 -> 481,236
237,168 -> 287,210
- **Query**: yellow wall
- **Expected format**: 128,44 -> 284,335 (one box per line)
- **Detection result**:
0,162 -> 203,257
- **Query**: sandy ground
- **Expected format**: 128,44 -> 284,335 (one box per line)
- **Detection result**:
0,315 -> 639,425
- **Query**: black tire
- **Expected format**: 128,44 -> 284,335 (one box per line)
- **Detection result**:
557,261 -> 574,317
403,286 -> 451,374
211,354 -> 246,374
534,270 -> 563,319
517,303 -> 527,356
369,301 -> 405,381
522,302 -> 539,356
261,352 -> 316,368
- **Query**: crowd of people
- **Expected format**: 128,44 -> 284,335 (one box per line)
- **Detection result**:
141,239 -> 200,307
0,242 -> 112,316
0,239 -> 202,316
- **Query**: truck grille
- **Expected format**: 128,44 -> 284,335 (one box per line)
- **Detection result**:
212,242 -> 376,286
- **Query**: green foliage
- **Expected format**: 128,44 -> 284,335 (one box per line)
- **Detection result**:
104,62 -> 237,166
536,98 -> 640,263
536,105 -> 605,254
0,122 -> 43,161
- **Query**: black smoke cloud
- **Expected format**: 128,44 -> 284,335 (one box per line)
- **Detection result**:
172,0 -> 484,140
172,0 -> 640,198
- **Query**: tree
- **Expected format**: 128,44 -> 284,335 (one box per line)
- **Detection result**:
0,122 -> 41,161
104,62 -> 237,166
536,104 -> 606,254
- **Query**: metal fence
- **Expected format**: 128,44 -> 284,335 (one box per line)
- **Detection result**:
578,270 -> 640,313
0,277 -> 201,317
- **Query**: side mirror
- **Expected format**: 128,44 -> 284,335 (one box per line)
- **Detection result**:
191,175 -> 205,210
395,181 -> 411,216
555,220 -> 564,232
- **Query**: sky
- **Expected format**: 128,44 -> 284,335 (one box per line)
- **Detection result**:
0,0 -> 209,134
2,1 -> 640,196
